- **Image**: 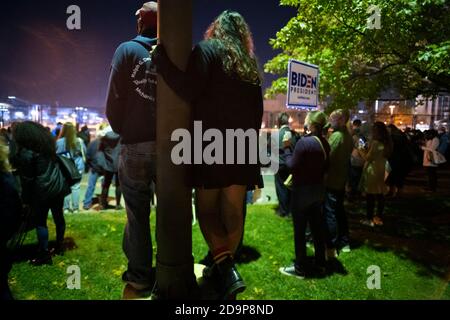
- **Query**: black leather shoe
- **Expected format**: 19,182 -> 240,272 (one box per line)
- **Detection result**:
216,257 -> 246,300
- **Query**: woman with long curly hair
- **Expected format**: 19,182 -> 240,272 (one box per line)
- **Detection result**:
154,10 -> 263,299
56,123 -> 86,213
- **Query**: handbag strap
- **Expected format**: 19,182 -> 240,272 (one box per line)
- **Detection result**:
312,136 -> 327,161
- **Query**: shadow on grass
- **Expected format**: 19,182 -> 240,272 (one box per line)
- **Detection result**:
347,204 -> 450,279
11,237 -> 78,263
296,257 -> 348,279
196,245 -> 261,267
235,245 -> 261,265
343,168 -> 450,280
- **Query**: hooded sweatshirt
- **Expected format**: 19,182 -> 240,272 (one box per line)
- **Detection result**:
106,33 -> 157,145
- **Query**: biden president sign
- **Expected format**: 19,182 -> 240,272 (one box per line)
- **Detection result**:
287,59 -> 319,110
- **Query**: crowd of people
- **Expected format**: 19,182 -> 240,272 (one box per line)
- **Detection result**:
1,1 -> 449,301
275,111 -> 449,278
0,120 -> 124,299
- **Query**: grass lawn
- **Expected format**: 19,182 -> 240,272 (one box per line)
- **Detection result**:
9,203 -> 450,300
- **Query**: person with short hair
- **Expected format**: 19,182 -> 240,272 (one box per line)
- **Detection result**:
279,111 -> 330,279
96,127 -> 122,211
106,2 -> 158,299
82,123 -> 110,211
51,122 -> 63,138
77,125 -> 91,148
274,112 -> 297,217
324,109 -> 353,257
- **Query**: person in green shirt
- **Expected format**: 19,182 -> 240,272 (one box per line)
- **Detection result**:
324,109 -> 353,258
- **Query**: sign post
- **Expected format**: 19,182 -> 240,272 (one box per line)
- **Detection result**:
156,0 -> 196,299
286,59 -> 320,110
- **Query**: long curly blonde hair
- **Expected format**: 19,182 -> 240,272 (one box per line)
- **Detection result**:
0,137 -> 11,173
205,10 -> 261,85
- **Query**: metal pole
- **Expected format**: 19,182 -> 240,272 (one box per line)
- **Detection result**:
430,97 -> 436,129
155,0 -> 195,299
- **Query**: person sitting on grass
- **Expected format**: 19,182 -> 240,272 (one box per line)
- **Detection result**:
0,137 -> 22,300
278,111 -> 330,279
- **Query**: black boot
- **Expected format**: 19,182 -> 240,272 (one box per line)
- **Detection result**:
99,185 -> 110,210
215,256 -> 246,300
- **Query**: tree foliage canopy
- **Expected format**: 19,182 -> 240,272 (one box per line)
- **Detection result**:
265,0 -> 450,110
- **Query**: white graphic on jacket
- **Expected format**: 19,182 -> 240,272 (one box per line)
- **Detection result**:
131,57 -> 157,101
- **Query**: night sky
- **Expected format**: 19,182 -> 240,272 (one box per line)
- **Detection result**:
0,0 -> 296,109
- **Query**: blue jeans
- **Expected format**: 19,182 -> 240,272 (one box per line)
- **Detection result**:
119,142 -> 157,288
274,173 -> 291,216
64,180 -> 81,211
35,196 -> 65,252
246,191 -> 253,204
324,189 -> 349,250
83,170 -> 99,209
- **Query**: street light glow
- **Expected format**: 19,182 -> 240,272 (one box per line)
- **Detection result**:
389,105 -> 396,115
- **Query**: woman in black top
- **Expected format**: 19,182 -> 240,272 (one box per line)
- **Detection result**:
0,137 -> 21,300
154,10 -> 263,299
10,122 -> 70,265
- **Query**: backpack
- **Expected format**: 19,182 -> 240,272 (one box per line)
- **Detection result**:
57,155 -> 82,187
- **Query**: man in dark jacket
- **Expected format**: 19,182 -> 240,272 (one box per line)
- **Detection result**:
97,129 -> 122,210
274,113 -> 298,217
105,2 -> 157,299
82,137 -> 102,210
77,126 -> 91,148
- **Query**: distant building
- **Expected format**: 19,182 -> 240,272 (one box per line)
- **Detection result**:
263,94 -> 316,130
0,100 -> 107,129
